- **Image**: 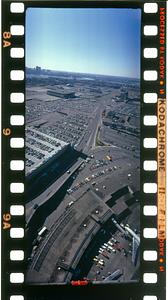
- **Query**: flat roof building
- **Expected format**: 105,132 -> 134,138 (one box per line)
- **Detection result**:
47,89 -> 75,99
26,126 -> 69,176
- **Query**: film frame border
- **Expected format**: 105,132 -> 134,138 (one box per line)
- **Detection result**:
1,1 -> 166,300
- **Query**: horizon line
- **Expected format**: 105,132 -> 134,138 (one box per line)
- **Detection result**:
26,66 -> 140,81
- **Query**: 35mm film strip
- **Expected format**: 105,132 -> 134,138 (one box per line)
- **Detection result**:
1,1 -> 166,300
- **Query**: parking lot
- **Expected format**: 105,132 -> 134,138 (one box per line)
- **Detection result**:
26,71 -> 140,284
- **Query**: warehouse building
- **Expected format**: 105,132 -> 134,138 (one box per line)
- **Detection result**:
47,88 -> 75,99
26,126 -> 69,176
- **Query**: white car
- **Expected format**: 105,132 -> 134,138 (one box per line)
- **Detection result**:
102,245 -> 107,249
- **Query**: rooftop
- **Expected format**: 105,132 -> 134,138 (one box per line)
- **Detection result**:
26,126 -> 68,176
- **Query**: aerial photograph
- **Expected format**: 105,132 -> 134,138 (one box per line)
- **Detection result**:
25,8 -> 141,284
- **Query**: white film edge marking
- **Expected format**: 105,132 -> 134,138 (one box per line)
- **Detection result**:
144,48 -> 158,58
10,115 -> 24,126
10,70 -> 24,81
143,115 -> 157,126
143,205 -> 157,216
10,296 -> 24,300
10,48 -> 24,58
143,228 -> 157,238
10,138 -> 24,148
143,160 -> 157,171
10,183 -> 24,193
10,93 -> 24,103
10,25 -> 24,35
9,12 -> 35,298
144,71 -> 158,81
10,205 -> 24,216
10,2 -> 24,13
143,250 -> 157,261
143,138 -> 157,148
143,8 -> 159,285
144,25 -> 158,36
10,250 -> 24,261
10,273 -> 24,283
10,160 -> 24,171
8,4 -> 158,295
144,93 -> 157,103
144,3 -> 158,13
10,228 -> 24,238
143,273 -> 157,283
143,183 -> 157,193
143,297 -> 157,300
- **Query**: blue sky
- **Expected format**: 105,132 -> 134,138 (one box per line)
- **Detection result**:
26,8 -> 141,78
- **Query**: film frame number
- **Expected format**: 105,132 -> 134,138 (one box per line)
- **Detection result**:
3,213 -> 11,230
3,128 -> 11,136
3,31 -> 11,48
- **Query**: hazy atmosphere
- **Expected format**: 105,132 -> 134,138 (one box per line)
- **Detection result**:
25,8 -> 141,285
26,8 -> 141,78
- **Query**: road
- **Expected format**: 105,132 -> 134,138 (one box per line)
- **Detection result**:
76,104 -> 104,153
26,157 -> 84,225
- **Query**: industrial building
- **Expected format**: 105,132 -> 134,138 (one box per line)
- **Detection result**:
26,181 -> 140,283
26,126 -> 69,176
47,88 -> 75,99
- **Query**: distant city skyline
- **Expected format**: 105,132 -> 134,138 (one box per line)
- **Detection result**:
26,8 -> 141,78
27,66 -> 140,80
